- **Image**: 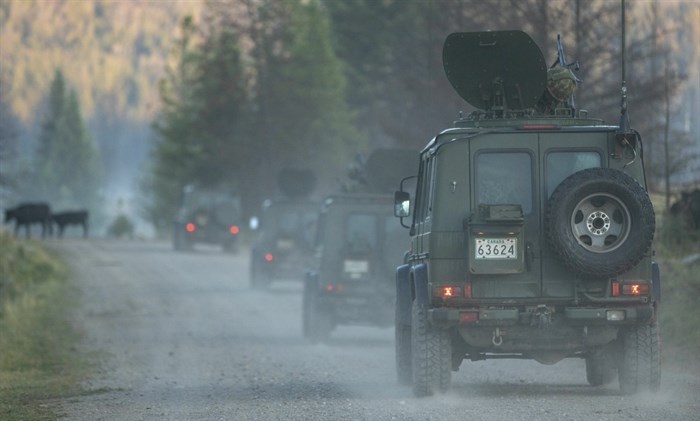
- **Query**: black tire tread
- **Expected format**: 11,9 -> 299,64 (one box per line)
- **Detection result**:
619,323 -> 661,395
411,301 -> 451,397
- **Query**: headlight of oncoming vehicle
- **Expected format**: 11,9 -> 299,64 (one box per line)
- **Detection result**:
344,259 -> 369,279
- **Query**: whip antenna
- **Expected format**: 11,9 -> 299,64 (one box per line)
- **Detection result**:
618,0 -> 632,137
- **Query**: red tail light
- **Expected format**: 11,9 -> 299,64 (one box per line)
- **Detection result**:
433,283 -> 472,300
264,252 -> 274,262
185,222 -> 196,232
229,225 -> 239,234
622,283 -> 649,295
611,280 -> 649,296
611,280 -> 620,296
434,285 -> 461,299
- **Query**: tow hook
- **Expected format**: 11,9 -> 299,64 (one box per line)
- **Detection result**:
531,305 -> 552,329
492,327 -> 503,346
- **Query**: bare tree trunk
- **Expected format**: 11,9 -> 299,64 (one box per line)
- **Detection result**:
663,50 -> 671,211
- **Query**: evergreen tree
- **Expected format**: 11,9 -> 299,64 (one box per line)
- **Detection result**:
145,15 -> 249,230
0,73 -> 20,191
244,0 -> 357,205
35,69 -> 101,209
145,1 -> 357,229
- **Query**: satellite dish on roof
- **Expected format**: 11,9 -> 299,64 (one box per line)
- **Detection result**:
277,168 -> 316,198
443,30 -> 547,111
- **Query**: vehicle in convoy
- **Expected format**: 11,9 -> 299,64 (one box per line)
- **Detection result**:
303,194 -> 408,342
173,185 -> 242,252
394,30 -> 660,396
249,198 -> 319,289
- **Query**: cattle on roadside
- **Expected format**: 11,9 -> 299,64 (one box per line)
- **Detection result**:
52,210 -> 89,238
3,202 -> 53,238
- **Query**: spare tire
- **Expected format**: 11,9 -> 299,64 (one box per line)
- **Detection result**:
546,168 -> 655,278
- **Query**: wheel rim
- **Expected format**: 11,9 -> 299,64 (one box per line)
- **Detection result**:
570,193 -> 631,253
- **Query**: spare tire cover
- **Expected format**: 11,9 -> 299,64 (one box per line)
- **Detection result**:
546,168 -> 655,278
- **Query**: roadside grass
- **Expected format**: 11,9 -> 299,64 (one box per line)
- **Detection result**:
653,211 -> 700,369
0,232 -> 88,421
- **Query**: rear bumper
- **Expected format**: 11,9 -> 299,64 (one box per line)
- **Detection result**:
428,304 -> 655,352
182,228 -> 237,245
429,304 -> 654,327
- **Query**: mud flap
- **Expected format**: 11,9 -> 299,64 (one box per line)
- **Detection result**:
412,263 -> 430,307
396,264 -> 412,326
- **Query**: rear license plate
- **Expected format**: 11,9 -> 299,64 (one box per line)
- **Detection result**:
475,238 -> 517,259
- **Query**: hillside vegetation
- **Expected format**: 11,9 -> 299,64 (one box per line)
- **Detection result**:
0,0 -> 201,122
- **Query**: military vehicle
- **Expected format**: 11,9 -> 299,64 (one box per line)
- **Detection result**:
173,185 -> 242,252
394,30 -> 659,397
249,198 -> 319,289
302,194 -> 408,342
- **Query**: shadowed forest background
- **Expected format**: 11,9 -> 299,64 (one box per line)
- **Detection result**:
0,0 -> 698,236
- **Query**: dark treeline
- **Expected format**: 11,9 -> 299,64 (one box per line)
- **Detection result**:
1,0 -> 698,234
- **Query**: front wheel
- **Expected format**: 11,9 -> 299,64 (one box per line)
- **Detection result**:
618,322 -> 661,395
411,301 -> 451,397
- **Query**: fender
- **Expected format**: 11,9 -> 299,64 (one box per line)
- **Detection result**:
412,263 -> 430,306
396,264 -> 411,326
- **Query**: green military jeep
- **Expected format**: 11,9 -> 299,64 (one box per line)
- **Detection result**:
249,198 -> 319,289
303,194 -> 407,342
173,185 -> 242,253
394,31 -> 660,397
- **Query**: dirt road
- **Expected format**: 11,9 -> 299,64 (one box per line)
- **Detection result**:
56,239 -> 699,420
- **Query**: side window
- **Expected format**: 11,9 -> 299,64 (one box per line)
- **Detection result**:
422,158 -> 434,220
545,151 -> 601,197
416,157 -> 433,223
476,152 -> 533,213
428,158 -> 437,213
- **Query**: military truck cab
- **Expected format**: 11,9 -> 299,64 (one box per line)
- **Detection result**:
395,31 -> 659,397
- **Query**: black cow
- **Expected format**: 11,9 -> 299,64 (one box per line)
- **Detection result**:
3,202 -> 53,238
52,210 -> 89,238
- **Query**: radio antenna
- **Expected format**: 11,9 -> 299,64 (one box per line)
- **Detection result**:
618,0 -> 632,137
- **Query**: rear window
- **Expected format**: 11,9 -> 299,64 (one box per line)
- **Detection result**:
345,213 -> 378,253
476,152 -> 533,213
545,151 -> 601,197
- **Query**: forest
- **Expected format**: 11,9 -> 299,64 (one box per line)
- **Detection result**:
0,0 -> 698,233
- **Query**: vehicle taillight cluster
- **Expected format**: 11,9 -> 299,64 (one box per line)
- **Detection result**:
433,283 -> 472,300
610,280 -> 650,297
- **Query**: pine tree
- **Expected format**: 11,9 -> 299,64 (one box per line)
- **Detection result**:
35,69 -> 101,208
145,15 -> 249,230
